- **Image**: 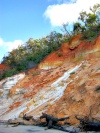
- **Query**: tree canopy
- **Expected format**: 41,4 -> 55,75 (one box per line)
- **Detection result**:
73,3 -> 100,38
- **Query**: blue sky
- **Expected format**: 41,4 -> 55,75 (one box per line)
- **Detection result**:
0,0 -> 55,41
0,0 -> 99,62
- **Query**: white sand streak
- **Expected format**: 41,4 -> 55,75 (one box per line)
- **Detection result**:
27,64 -> 81,114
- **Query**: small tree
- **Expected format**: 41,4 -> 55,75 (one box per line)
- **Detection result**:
73,22 -> 85,35
61,23 -> 72,37
78,3 -> 100,29
76,3 -> 100,40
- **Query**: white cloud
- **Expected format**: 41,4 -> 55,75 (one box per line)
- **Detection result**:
5,40 -> 23,52
0,38 -> 23,62
44,0 -> 100,26
0,38 -> 23,52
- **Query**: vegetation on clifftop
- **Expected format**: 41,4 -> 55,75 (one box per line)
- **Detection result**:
0,3 -> 100,80
73,3 -> 100,40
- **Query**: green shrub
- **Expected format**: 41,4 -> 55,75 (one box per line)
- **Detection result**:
81,30 -> 96,40
57,52 -> 63,57
70,71 -> 75,75
32,70 -> 41,76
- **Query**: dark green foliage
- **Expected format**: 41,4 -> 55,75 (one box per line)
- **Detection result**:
73,22 -> 83,34
58,53 -> 63,57
70,71 -> 75,75
81,30 -> 96,40
56,52 -> 63,57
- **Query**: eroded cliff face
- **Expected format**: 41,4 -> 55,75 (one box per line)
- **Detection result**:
39,35 -> 100,69
0,35 -> 100,125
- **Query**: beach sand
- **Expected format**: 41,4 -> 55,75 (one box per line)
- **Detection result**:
0,125 -> 67,133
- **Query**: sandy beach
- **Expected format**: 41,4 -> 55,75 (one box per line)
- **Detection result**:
0,124 -> 98,133
0,125 -> 68,133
